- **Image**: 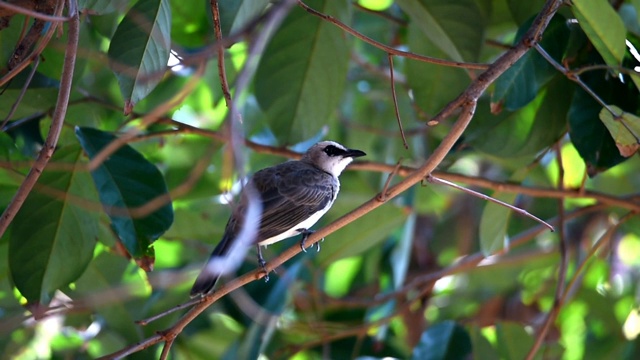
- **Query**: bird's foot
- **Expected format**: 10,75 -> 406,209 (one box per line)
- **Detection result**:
256,245 -> 269,282
298,229 -> 324,252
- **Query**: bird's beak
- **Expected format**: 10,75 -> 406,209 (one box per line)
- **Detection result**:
345,148 -> 366,158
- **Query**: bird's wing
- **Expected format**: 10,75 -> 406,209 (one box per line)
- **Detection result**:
252,164 -> 335,241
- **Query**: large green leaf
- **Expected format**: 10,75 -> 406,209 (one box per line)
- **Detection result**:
9,145 -> 99,305
479,193 -> 517,256
495,322 -> 535,360
411,321 -> 472,360
75,127 -> 174,258
0,70 -> 59,120
254,0 -> 350,144
79,0 -> 129,15
219,0 -> 269,37
396,0 -> 486,62
493,15 -> 570,110
406,23 -> 471,116
317,200 -> 406,266
506,0 -> 545,23
470,76 -> 571,158
572,0 -> 626,68
108,0 -> 171,113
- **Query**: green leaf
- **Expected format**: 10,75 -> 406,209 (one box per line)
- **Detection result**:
3,114 -> 46,158
572,0 -> 626,67
79,0 -> 129,15
9,145 -> 99,305
406,23 -> 471,116
470,76 -> 571,158
493,15 -> 570,110
599,105 -> 640,157
506,0 -> 545,24
411,321 -> 472,360
479,193 -> 517,256
317,199 -> 407,267
396,0 -> 486,62
254,0 -> 350,144
108,0 -> 171,113
72,251 -> 151,342
567,65 -> 633,175
75,127 -> 174,258
495,322 -> 535,360
219,0 -> 269,37
0,70 -> 59,120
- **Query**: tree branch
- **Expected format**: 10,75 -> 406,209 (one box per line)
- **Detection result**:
0,0 -> 79,238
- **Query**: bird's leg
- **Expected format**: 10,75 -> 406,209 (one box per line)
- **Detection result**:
297,229 -> 324,252
256,245 -> 269,282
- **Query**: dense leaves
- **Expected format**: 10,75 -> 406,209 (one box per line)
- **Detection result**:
1,0 -> 640,359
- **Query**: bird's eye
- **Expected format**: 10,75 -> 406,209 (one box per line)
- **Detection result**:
323,145 -> 344,157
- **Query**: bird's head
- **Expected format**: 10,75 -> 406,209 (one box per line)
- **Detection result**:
302,141 -> 366,177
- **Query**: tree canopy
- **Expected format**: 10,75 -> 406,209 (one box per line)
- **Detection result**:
1,0 -> 640,359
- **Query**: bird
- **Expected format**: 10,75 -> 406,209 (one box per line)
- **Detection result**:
190,141 -> 366,296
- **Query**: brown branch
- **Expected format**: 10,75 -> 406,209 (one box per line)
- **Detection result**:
0,0 -> 70,22
0,0 -> 79,238
0,0 -> 63,87
210,0 -> 232,108
297,0 -> 489,71
351,162 -> 640,212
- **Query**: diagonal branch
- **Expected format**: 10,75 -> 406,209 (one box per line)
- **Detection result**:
0,0 -> 79,238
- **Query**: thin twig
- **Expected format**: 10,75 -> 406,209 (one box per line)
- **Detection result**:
377,159 -> 403,202
0,1 -> 63,87
525,142 -> 569,360
387,53 -> 408,149
427,175 -> 554,231
297,0 -> 489,71
535,44 -> 620,117
1,56 -> 40,129
0,0 -> 79,238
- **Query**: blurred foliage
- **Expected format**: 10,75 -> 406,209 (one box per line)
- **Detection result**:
1,0 -> 640,359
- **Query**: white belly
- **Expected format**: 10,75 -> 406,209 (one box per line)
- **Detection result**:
257,196 -> 336,246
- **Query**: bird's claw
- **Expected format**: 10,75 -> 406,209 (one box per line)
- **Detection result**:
298,229 -> 323,252
257,245 -> 269,282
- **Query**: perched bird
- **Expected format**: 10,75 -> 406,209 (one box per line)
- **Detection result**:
190,141 -> 366,296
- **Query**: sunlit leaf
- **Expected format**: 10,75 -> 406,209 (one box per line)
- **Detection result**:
493,15 -> 570,110
572,0 -> 626,67
108,0 -> 171,113
599,105 -> 640,157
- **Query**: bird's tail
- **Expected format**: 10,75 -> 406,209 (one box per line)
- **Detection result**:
190,233 -> 233,297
